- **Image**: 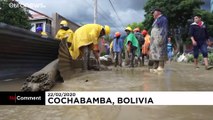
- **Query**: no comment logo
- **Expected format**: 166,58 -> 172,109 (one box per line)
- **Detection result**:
8,2 -> 46,9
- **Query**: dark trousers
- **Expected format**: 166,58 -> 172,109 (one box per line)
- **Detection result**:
130,46 -> 137,67
114,52 -> 122,67
193,43 -> 208,59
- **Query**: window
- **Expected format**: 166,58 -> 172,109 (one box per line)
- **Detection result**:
35,23 -> 43,31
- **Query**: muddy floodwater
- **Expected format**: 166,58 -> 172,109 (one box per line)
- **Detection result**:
1,63 -> 213,120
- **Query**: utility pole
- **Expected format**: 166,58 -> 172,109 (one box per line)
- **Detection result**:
94,0 -> 97,23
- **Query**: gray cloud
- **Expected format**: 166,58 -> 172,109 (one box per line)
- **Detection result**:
18,0 -> 147,33
110,0 -> 147,11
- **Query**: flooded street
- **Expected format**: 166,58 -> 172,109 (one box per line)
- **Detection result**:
54,62 -> 213,91
1,0 -> 213,119
1,62 -> 213,120
1,105 -> 213,120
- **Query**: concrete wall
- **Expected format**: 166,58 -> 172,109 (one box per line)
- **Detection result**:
52,13 -> 80,37
0,22 -> 60,80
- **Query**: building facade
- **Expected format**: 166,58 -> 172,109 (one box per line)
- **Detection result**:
28,8 -> 80,37
29,13 -> 52,35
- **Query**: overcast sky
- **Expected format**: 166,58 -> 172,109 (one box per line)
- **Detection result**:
17,0 -> 210,34
17,0 -> 147,33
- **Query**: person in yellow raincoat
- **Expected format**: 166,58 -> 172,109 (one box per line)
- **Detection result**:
55,20 -> 73,45
69,24 -> 110,70
109,40 -> 114,61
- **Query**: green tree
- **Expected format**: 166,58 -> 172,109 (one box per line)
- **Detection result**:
143,0 -> 203,30
104,35 -> 113,43
0,0 -> 31,29
127,22 -> 144,31
143,0 -> 204,53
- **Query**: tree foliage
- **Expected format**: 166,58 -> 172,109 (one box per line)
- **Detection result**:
0,0 -> 31,29
143,0 -> 204,31
104,35 -> 113,42
142,0 -> 210,53
127,22 -> 144,31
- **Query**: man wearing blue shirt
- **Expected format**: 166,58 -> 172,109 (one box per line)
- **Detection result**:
113,32 -> 123,67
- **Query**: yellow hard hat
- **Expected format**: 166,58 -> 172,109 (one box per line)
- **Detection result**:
104,25 -> 110,35
60,20 -> 68,26
125,27 -> 132,32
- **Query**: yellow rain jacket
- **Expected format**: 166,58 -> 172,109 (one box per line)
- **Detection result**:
55,29 -> 73,42
110,41 -> 113,53
69,24 -> 103,60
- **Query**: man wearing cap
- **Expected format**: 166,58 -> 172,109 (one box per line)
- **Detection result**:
134,28 -> 144,66
55,20 -> 73,44
149,8 -> 168,72
113,32 -> 123,67
125,27 -> 140,67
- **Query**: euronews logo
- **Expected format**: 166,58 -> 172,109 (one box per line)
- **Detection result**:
8,2 -> 46,9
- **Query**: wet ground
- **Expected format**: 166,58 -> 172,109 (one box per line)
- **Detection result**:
0,62 -> 213,120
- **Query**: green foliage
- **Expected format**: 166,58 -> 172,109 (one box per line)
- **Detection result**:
209,53 -> 213,65
0,0 -> 31,29
183,38 -> 192,45
104,35 -> 113,43
198,54 -> 203,62
143,0 -> 204,31
142,0 -> 213,54
186,54 -> 202,63
127,22 -> 144,31
100,51 -> 106,56
186,53 -> 213,65
186,54 -> 194,63
143,14 -> 154,31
